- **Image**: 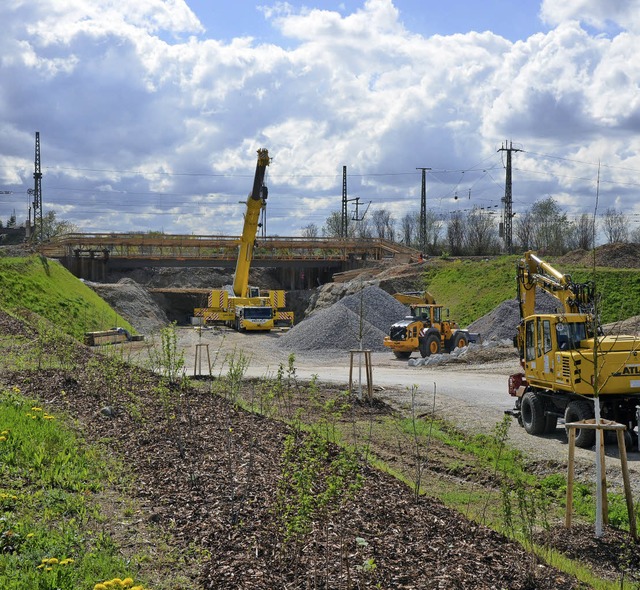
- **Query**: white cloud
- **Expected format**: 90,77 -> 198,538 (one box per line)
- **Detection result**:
541,0 -> 640,33
1,0 -> 640,239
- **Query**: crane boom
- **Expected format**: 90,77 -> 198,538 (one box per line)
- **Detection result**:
193,147 -> 294,332
232,148 -> 270,297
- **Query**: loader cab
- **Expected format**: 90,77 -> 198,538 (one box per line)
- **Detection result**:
410,304 -> 442,326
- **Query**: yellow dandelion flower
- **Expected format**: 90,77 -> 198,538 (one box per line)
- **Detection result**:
47,557 -> 59,565
122,577 -> 134,586
31,415 -> 37,420
0,436 -> 6,442
36,564 -> 46,569
12,386 -> 20,392
1,429 -> 8,434
45,567 -> 53,572
31,406 -> 42,412
93,584 -> 108,590
26,533 -> 35,538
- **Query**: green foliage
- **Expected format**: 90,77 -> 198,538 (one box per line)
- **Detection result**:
0,386 -> 149,590
567,267 -> 640,323
421,257 -> 517,326
276,430 -> 363,544
0,255 -> 134,340
148,322 -> 185,384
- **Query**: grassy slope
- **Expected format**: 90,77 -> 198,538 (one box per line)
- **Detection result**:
419,256 -> 640,326
0,254 -> 134,340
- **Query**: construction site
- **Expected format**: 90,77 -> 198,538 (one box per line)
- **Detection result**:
3,148 -> 640,588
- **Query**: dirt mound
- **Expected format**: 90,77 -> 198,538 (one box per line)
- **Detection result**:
559,243 -> 640,269
603,315 -> 640,336
87,278 -> 168,335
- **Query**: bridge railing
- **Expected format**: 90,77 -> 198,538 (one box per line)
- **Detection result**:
39,233 -> 420,262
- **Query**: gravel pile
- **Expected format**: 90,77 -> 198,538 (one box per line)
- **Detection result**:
87,278 -> 168,335
280,286 -> 405,351
337,285 -> 409,333
466,290 -> 560,342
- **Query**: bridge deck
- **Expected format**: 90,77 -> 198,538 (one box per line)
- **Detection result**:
40,233 -> 420,263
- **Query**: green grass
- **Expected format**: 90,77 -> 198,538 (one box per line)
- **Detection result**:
416,255 -> 640,326
0,255 -> 134,340
0,386 -> 151,590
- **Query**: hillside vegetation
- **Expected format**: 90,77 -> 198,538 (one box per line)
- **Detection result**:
0,254 -> 134,340
420,255 -> 640,326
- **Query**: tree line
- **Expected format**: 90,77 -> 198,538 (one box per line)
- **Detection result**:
0,210 -> 77,241
302,196 -> 637,256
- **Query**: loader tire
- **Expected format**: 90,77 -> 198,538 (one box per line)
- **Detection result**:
565,400 -> 595,448
451,332 -> 468,351
521,391 -> 546,435
393,351 -> 411,360
420,334 -> 440,358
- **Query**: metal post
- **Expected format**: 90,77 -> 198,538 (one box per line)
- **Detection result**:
416,167 -> 431,254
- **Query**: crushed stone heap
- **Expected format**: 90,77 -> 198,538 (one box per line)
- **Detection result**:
466,290 -> 563,342
279,285 -> 409,351
337,285 -> 409,333
87,278 -> 168,335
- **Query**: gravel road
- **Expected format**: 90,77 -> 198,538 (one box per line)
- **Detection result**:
136,326 -> 640,495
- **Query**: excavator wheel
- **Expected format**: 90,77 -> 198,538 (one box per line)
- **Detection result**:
420,334 -> 441,358
520,391 -> 547,435
393,351 -> 412,360
564,400 -> 595,448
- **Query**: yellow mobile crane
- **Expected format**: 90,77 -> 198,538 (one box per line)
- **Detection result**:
508,251 -> 640,448
194,149 -> 293,331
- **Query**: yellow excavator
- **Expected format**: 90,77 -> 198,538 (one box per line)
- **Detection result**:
508,251 -> 640,448
194,149 -> 293,331
383,291 -> 476,359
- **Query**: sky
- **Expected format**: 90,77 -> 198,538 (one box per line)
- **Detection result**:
1,0 -> 640,242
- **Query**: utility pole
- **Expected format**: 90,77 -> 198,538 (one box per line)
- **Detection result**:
498,141 -> 521,254
31,131 -> 43,242
416,166 -> 431,254
341,165 -> 348,238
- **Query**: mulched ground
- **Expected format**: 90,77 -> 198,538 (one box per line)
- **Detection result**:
1,309 -> 638,588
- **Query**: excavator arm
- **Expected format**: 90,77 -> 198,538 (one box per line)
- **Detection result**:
232,148 -> 270,298
516,251 -> 595,320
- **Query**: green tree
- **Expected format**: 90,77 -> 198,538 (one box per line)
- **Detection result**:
465,207 -> 499,255
529,197 -> 570,255
38,210 -> 78,241
602,207 -> 628,244
322,210 -> 355,238
301,223 -> 319,238
447,211 -> 466,255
